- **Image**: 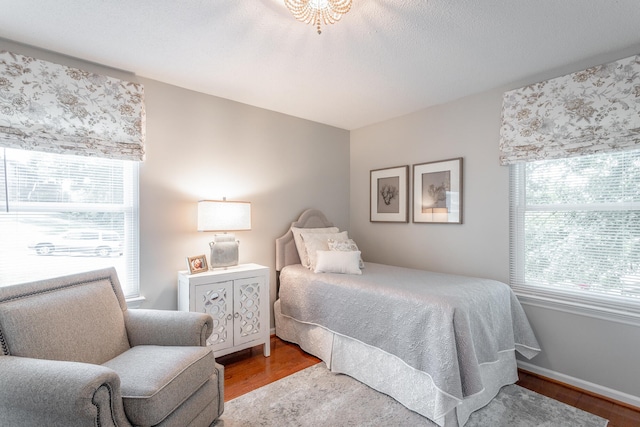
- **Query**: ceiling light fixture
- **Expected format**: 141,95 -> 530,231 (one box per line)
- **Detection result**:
284,0 -> 352,35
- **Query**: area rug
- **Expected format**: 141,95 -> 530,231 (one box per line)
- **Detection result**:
213,363 -> 608,427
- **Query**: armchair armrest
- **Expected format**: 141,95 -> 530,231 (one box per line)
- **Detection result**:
125,309 -> 213,347
0,356 -> 131,427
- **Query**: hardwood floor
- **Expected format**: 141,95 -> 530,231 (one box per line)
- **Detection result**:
217,335 -> 640,426
517,371 -> 640,427
216,335 -> 321,401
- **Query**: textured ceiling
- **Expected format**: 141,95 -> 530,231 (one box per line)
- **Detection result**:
1,0 -> 639,130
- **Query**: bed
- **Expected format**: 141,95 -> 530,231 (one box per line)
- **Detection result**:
273,209 -> 541,427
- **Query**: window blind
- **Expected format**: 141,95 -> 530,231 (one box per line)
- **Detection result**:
509,149 -> 640,312
0,148 -> 139,298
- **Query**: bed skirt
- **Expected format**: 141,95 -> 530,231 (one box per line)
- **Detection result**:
274,299 -> 519,427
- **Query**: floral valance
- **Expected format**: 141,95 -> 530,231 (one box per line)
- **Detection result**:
499,54 -> 640,165
0,51 -> 145,161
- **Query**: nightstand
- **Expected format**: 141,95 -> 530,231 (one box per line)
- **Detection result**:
178,263 -> 270,357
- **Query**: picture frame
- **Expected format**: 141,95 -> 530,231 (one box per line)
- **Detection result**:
370,165 -> 409,223
413,157 -> 463,224
187,254 -> 208,274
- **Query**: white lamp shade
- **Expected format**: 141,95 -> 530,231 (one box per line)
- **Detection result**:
198,200 -> 251,232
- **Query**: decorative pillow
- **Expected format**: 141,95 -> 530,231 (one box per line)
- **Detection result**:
314,251 -> 362,275
291,226 -> 339,268
300,231 -> 348,271
327,238 -> 365,269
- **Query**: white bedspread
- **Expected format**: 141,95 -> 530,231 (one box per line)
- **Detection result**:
279,262 -> 540,402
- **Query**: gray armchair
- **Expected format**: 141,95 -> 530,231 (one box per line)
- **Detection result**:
0,267 -> 224,427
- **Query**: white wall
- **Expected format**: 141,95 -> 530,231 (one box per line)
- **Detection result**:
350,89 -> 509,282
138,78 -> 350,314
349,48 -> 640,404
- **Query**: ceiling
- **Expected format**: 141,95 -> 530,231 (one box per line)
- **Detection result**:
1,0 -> 639,130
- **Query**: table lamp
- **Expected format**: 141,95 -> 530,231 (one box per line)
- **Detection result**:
197,199 -> 251,268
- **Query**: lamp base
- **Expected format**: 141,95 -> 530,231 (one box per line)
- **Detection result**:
209,233 -> 239,268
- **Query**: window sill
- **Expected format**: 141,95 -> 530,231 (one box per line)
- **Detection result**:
125,295 -> 146,309
513,286 -> 640,327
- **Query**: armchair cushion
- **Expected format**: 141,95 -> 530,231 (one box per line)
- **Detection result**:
102,345 -> 216,426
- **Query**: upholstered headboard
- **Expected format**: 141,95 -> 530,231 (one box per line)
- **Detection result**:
275,209 -> 334,272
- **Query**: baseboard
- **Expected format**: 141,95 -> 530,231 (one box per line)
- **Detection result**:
517,360 -> 640,409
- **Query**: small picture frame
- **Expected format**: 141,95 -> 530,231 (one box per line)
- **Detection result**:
413,157 -> 463,224
187,254 -> 208,274
370,165 -> 409,223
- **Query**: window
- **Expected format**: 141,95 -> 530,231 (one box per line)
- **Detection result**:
0,148 -> 139,298
509,149 -> 640,316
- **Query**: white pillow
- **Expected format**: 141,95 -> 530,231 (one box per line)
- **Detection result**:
301,231 -> 348,271
291,226 -> 339,268
314,250 -> 362,275
327,238 -> 365,269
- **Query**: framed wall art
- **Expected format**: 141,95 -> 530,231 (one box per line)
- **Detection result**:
413,157 -> 463,224
370,165 -> 409,223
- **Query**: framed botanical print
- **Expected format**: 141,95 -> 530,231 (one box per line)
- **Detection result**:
370,165 -> 409,223
413,158 -> 463,224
